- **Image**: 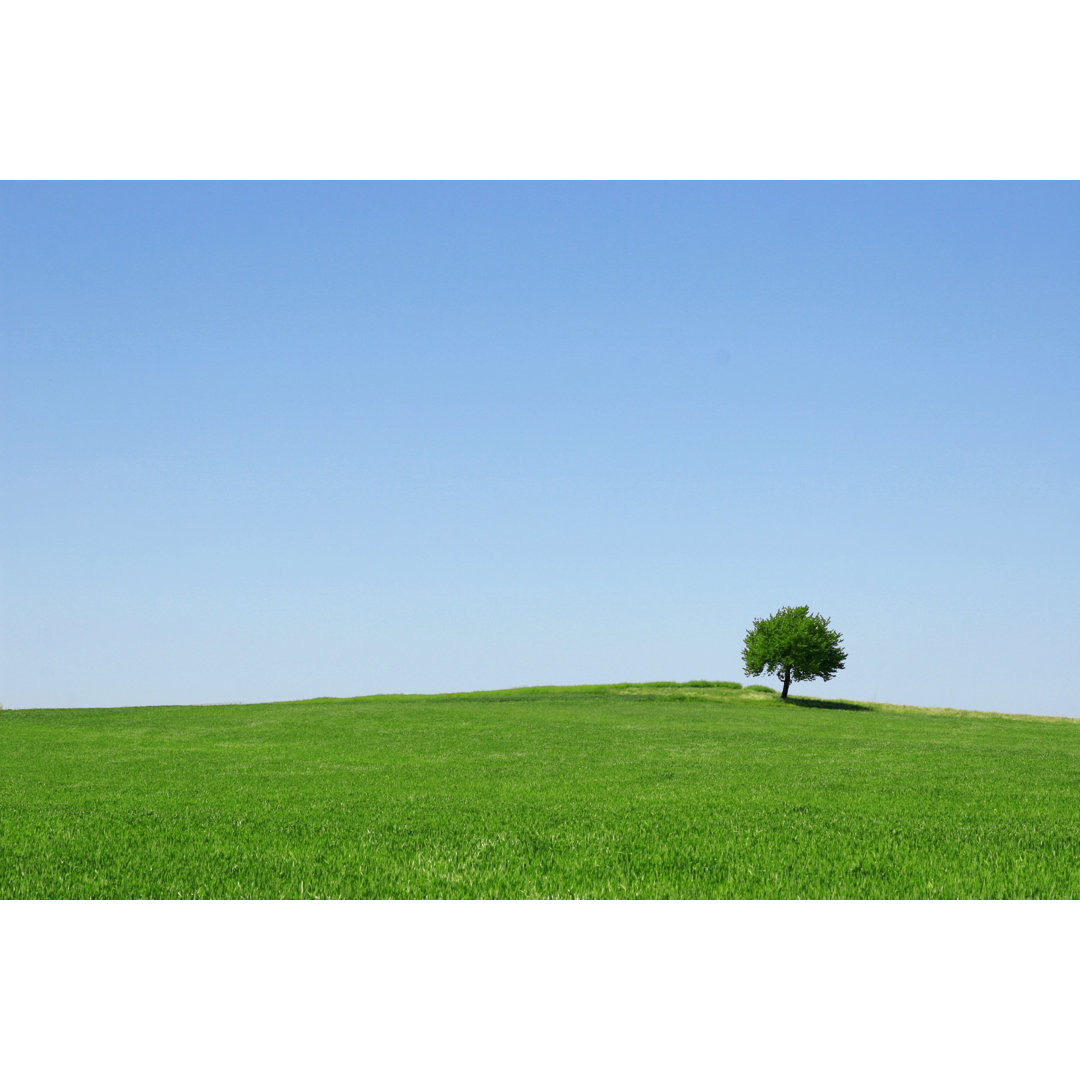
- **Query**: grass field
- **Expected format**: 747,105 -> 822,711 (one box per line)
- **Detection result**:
3,682 -> 1079,899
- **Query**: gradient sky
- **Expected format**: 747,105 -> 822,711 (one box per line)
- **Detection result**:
2,182 -> 1077,715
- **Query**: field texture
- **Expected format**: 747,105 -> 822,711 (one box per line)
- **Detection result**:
2,683 -> 1079,899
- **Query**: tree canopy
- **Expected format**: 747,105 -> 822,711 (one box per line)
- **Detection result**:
741,605 -> 847,699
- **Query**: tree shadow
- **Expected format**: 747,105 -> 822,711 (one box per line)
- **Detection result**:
787,697 -> 871,712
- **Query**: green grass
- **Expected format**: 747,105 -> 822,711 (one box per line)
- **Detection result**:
2,682 -> 1079,898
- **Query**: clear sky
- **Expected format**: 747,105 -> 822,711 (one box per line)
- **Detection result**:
2,182 -> 1078,715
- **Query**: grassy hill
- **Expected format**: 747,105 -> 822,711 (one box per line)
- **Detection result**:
2,682 -> 1078,899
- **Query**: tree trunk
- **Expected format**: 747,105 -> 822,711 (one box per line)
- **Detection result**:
781,667 -> 792,699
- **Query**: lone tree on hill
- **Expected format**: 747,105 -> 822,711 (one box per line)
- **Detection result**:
742,605 -> 847,700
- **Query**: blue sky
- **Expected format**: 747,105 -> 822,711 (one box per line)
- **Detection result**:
2,182 -> 1078,714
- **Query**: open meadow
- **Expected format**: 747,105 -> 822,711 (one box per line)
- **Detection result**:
2,682 -> 1079,899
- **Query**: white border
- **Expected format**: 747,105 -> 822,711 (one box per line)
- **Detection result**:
2,1 -> 1078,178
2,900 -> 1075,1077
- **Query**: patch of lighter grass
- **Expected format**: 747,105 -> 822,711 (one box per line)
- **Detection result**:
609,684 -> 746,703
848,699 -> 1080,725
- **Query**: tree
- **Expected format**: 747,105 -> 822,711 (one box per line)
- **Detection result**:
741,605 -> 847,700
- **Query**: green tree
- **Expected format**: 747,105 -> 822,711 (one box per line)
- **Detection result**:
742,605 -> 847,699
